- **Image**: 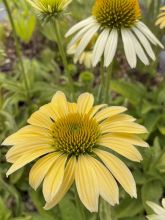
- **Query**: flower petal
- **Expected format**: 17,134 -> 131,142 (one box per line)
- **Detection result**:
6,148 -> 55,177
95,149 -> 137,198
44,156 -> 76,210
29,152 -> 61,190
75,155 -> 99,212
51,91 -> 68,117
94,106 -> 127,123
147,201 -> 165,215
43,155 -> 67,202
77,93 -> 94,115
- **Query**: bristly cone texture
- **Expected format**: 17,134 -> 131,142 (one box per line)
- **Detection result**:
92,0 -> 141,28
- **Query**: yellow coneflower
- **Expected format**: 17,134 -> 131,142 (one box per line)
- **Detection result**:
26,0 -> 72,22
147,199 -> 165,220
66,0 -> 164,68
156,6 -> 165,29
3,91 -> 148,212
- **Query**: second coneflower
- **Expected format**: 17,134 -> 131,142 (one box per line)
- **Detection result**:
27,0 -> 72,22
2,91 -> 148,212
156,6 -> 165,29
66,0 -> 164,68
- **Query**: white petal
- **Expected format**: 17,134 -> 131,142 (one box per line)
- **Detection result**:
74,24 -> 100,61
104,29 -> 118,67
121,29 -> 137,68
132,26 -> 156,60
129,29 -> 149,65
147,201 -> 165,215
67,22 -> 96,49
92,29 -> 109,66
136,21 -> 164,48
65,16 -> 95,37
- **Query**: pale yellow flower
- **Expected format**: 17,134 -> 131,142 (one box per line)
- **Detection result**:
147,199 -> 165,220
3,91 -> 148,212
66,0 -> 163,68
156,6 -> 165,29
27,0 -> 72,21
67,42 -> 92,68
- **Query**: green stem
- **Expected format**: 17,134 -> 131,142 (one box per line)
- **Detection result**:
75,189 -> 86,220
104,63 -> 113,104
54,19 -> 74,99
3,0 -> 30,100
99,199 -> 112,220
97,58 -> 105,103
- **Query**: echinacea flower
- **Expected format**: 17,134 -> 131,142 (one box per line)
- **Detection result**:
27,0 -> 72,22
156,6 -> 165,29
66,0 -> 164,68
67,37 -> 96,68
147,199 -> 165,220
2,91 -> 148,212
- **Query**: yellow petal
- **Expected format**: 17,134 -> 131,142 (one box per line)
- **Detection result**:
100,121 -> 147,134
77,93 -> 94,115
28,110 -> 53,129
6,148 -> 55,177
2,125 -> 52,146
89,104 -> 107,119
95,149 -> 137,198
51,91 -> 68,117
43,155 -> 67,202
90,157 -> 119,206
29,152 -> 61,190
39,103 -> 61,122
75,155 -> 99,212
44,156 -> 76,210
98,136 -> 143,162
107,114 -> 136,123
94,106 -> 127,123
68,102 -> 77,114
99,133 -> 149,147
6,144 -> 54,163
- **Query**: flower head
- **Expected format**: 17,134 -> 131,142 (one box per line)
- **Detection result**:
66,0 -> 164,68
27,0 -> 72,22
3,91 -> 148,212
156,6 -> 165,29
146,199 -> 165,220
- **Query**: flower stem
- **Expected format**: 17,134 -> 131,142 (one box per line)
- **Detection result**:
99,199 -> 112,220
75,188 -> 86,220
97,58 -> 105,103
104,63 -> 113,104
3,0 -> 30,100
54,19 -> 74,99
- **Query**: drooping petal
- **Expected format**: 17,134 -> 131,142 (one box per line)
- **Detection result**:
92,29 -> 109,66
6,148 -> 55,177
65,16 -> 95,37
75,155 -> 99,212
44,156 -> 76,210
29,152 -> 61,190
121,28 -> 137,68
136,21 -> 164,48
43,155 -> 67,202
104,28 -> 118,67
98,138 -> 142,162
90,157 -> 119,205
95,149 -> 137,198
132,26 -> 156,61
